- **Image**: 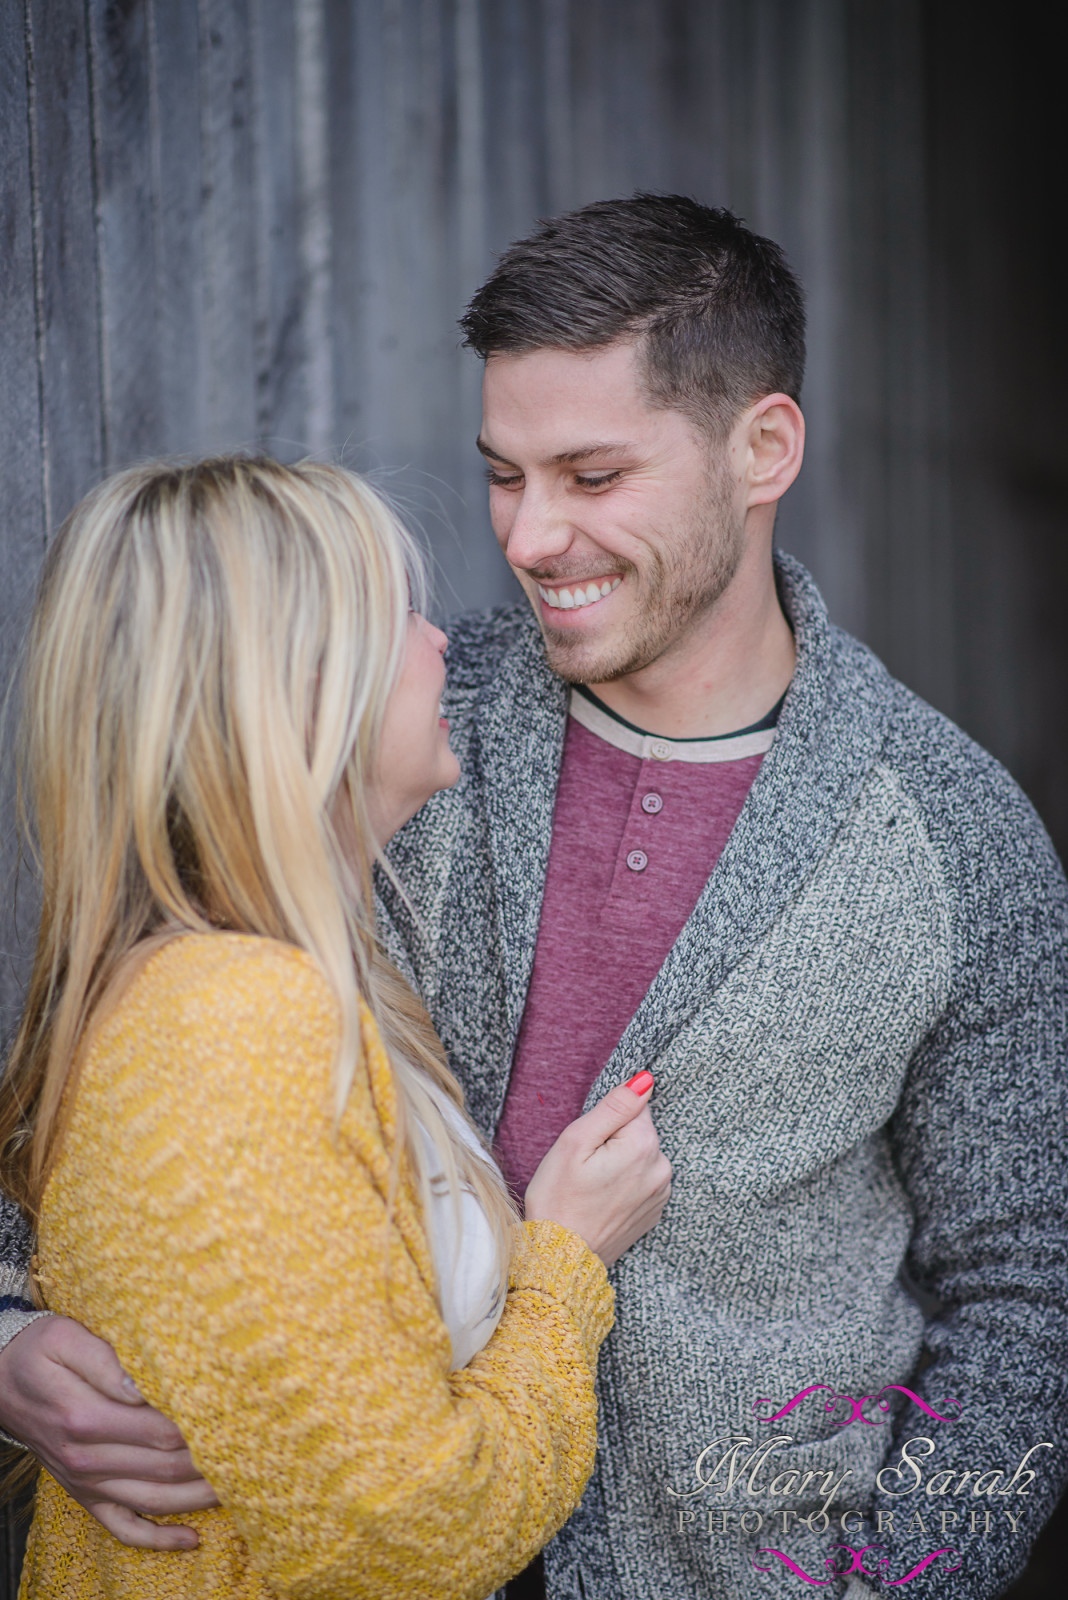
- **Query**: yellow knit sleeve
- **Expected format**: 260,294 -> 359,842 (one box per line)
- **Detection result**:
38,935 -> 614,1600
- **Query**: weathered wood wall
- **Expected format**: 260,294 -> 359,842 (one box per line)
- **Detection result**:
1,1 -> 1065,1589
3,2 -> 1065,831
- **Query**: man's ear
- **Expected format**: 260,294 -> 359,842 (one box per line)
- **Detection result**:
739,393 -> 805,508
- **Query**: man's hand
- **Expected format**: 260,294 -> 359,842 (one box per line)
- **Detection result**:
0,1315 -> 218,1549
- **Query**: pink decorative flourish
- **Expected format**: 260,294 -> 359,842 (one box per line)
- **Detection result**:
859,1386 -> 963,1425
754,1385 -> 833,1422
885,1549 -> 963,1584
753,1544 -> 964,1586
751,1549 -> 832,1584
826,1544 -> 888,1577
754,1383 -> 962,1427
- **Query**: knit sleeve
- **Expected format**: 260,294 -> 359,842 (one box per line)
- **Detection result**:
875,782 -> 1068,1600
38,936 -> 614,1600
0,1193 -> 51,1446
0,1190 -> 44,1342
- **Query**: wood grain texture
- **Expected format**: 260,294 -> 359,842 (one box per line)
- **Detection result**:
198,0 -> 257,446
86,0 -> 164,462
27,0 -> 104,529
0,0 -> 48,1033
150,0 -> 210,455
0,1 -> 47,574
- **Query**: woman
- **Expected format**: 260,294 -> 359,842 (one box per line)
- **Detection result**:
0,457 -> 670,1599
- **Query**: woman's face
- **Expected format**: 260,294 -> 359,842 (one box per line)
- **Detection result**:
365,613 -> 461,846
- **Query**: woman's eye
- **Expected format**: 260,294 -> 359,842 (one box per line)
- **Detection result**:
484,468 -> 523,489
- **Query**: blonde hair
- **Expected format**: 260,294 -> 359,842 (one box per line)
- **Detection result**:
0,456 -> 516,1302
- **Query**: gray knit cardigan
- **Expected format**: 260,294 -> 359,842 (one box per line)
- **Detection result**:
376,554 -> 1068,1600
2,555 -> 1066,1599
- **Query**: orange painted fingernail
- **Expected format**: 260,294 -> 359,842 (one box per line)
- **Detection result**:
625,1070 -> 654,1095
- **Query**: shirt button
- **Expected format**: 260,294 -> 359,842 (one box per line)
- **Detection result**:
626,849 -> 649,873
650,740 -> 672,761
641,792 -> 663,815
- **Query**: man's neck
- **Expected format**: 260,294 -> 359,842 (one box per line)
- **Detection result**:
583,549 -> 796,740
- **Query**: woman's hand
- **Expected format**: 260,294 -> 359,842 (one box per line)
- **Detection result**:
524,1072 -> 672,1267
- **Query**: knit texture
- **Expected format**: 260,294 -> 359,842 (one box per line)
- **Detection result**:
0,1203 -> 47,1450
376,553 -> 1068,1600
0,1212 -> 43,1339
17,934 -> 614,1600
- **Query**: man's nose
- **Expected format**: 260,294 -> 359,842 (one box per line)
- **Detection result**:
502,485 -> 573,573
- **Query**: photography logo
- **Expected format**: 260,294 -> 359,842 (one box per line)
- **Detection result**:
667,1382 -> 1053,1586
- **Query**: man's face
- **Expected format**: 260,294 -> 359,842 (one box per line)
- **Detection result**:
478,340 -> 745,684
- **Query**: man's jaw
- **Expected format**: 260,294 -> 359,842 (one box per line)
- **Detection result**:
516,566 -> 640,679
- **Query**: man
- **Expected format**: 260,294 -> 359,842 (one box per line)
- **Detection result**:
2,196 -> 1067,1599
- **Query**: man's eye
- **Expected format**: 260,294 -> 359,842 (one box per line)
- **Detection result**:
574,471 -> 622,490
484,468 -> 523,489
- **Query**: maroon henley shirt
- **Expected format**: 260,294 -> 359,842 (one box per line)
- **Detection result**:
493,686 -> 777,1199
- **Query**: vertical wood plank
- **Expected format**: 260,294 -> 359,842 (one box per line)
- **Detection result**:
250,0 -> 335,461
27,0 -> 104,527
541,0 -> 574,213
482,0 -> 547,248
0,1 -> 47,569
0,0 -> 48,1034
0,42 -> 48,1574
761,0 -> 867,636
657,0 -> 731,207
569,0 -> 615,202
250,0 -> 302,453
337,0 -> 413,467
198,0 -> 256,446
148,0 -> 209,456
294,0 -> 334,455
841,0 -> 951,703
924,1 -> 1068,855
85,0 -> 162,465
449,0 -> 508,609
322,0 -> 362,457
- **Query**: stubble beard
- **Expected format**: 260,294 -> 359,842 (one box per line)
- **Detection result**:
537,469 -> 745,686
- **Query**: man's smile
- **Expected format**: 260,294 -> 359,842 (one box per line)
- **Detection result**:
535,576 -> 623,612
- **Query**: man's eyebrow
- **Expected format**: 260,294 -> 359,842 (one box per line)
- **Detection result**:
548,442 -> 635,465
476,437 -> 513,464
476,438 -> 635,467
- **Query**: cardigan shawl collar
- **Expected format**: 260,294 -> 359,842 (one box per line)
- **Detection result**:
382,551 -> 894,1139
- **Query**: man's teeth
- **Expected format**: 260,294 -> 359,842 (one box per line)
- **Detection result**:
536,577 -> 622,611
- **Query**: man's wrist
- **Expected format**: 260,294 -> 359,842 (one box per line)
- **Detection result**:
0,1303 -> 52,1448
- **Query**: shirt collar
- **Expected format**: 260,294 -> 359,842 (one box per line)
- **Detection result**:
568,687 -> 777,764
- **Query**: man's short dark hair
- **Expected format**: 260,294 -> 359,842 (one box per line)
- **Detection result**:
460,193 -> 805,439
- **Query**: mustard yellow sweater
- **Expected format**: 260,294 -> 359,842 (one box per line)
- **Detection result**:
21,935 -> 614,1600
